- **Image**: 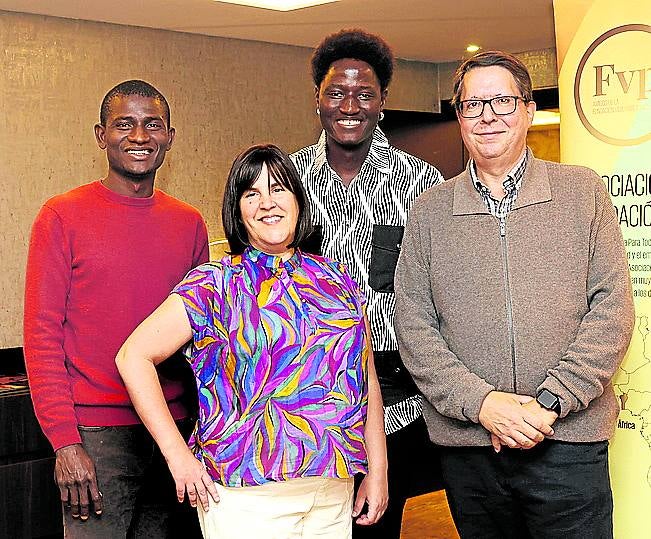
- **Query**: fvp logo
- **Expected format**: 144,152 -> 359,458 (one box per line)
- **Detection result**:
574,24 -> 651,146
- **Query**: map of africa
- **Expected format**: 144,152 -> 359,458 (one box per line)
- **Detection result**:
611,314 -> 651,538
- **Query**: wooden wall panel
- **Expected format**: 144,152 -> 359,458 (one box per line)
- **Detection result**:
383,112 -> 466,180
527,125 -> 561,163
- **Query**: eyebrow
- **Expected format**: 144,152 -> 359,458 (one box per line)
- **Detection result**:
111,115 -> 164,123
324,81 -> 377,90
268,179 -> 285,189
464,93 -> 509,100
244,180 -> 279,192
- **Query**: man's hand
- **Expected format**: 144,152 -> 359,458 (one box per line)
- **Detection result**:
522,399 -> 558,429
479,391 -> 555,451
55,444 -> 103,520
352,471 -> 389,526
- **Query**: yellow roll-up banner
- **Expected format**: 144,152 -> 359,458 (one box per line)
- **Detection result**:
554,1 -> 651,536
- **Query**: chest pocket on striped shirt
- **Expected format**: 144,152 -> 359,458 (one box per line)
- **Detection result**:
369,224 -> 404,293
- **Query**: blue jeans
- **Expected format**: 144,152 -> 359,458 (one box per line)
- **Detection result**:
439,440 -> 613,539
63,420 -> 201,539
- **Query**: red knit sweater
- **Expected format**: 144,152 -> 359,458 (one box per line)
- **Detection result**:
24,181 -> 209,451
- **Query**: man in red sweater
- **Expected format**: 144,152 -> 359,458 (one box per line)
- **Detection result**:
23,80 -> 209,538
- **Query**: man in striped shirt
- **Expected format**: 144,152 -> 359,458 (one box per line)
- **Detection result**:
291,29 -> 443,538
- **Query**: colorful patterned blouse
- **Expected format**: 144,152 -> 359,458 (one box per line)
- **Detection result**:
173,247 -> 369,487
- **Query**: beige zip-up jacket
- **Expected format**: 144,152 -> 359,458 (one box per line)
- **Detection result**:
395,156 -> 634,446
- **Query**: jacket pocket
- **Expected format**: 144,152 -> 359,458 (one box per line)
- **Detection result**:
369,224 -> 404,293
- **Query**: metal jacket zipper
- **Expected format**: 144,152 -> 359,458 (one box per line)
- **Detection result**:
499,216 -> 517,393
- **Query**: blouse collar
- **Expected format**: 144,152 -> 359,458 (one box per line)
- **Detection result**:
244,246 -> 303,274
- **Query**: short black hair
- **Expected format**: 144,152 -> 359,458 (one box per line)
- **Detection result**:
222,144 -> 313,256
99,80 -> 171,126
311,29 -> 394,91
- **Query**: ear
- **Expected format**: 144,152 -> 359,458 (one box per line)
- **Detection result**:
314,85 -> 320,109
94,123 -> 107,150
380,89 -> 388,109
166,127 -> 176,151
526,100 -> 537,127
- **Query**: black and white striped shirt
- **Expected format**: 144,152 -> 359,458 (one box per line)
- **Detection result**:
292,128 -> 443,434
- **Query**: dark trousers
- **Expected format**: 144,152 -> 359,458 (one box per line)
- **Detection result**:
64,420 -> 201,539
439,441 -> 613,539
353,416 -> 443,538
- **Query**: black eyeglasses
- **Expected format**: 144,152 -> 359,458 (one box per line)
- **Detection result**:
457,96 -> 528,118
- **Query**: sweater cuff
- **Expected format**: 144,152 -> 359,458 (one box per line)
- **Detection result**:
47,423 -> 82,452
461,382 -> 496,423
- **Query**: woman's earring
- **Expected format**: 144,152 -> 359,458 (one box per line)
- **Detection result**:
379,111 -> 385,121
316,108 -> 320,115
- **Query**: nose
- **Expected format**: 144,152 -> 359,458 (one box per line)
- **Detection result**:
339,94 -> 359,115
480,102 -> 497,123
128,123 -> 150,143
259,191 -> 277,210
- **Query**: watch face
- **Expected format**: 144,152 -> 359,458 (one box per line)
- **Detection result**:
537,389 -> 559,411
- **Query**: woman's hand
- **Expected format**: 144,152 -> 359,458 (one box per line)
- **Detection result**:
167,448 -> 219,512
116,294 -> 219,512
352,471 -> 388,526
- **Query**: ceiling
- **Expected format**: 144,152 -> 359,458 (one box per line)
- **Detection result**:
0,0 -> 557,63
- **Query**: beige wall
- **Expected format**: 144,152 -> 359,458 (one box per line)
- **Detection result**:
389,60 -> 440,113
0,10 -> 443,347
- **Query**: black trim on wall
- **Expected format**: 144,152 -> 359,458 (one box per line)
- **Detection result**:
532,87 -> 560,111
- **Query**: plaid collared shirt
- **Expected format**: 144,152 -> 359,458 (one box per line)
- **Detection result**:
469,149 -> 529,235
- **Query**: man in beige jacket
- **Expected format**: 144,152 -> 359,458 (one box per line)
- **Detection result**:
395,50 -> 634,539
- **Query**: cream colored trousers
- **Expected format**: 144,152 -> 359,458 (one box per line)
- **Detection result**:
197,476 -> 354,539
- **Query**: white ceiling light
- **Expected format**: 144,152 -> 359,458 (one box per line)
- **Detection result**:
214,0 -> 339,10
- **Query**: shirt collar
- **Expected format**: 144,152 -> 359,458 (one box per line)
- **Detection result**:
313,127 -> 391,177
470,148 -> 530,197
